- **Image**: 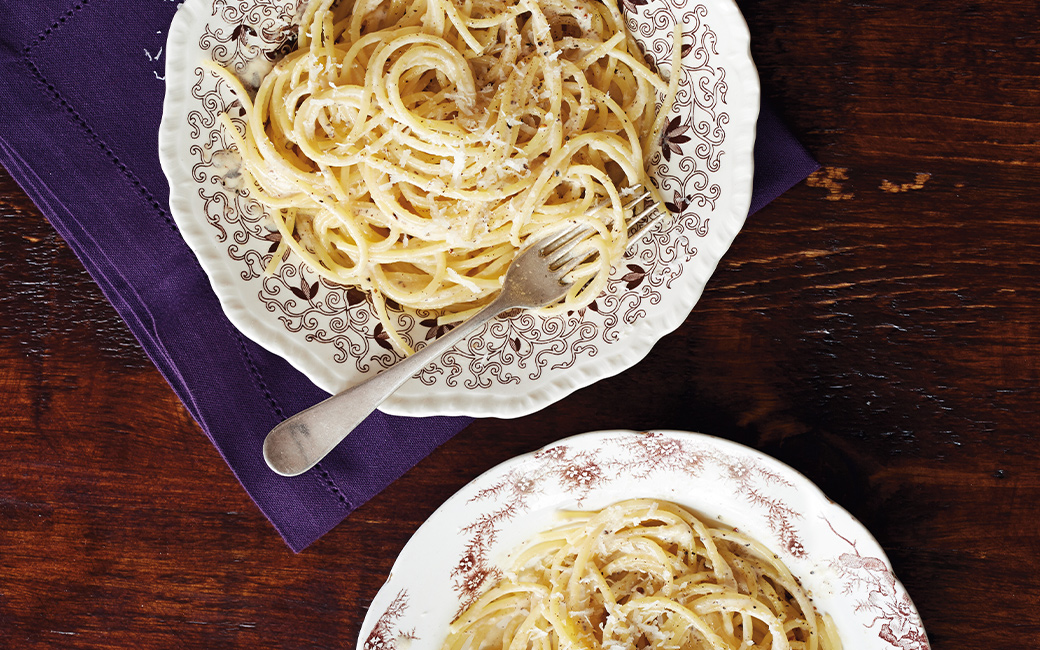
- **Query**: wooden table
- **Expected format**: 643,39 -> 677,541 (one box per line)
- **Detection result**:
1,0 -> 1037,647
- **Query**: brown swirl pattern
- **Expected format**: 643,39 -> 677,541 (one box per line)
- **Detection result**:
183,0 -> 731,389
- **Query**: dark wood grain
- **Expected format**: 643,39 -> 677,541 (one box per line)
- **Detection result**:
1,0 -> 1038,648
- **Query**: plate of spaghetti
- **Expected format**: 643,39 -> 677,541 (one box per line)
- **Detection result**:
359,430 -> 931,650
159,0 -> 759,416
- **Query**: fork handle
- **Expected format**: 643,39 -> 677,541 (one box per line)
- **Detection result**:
263,293 -> 514,477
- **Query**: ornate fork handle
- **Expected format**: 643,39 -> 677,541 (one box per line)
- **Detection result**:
263,290 -> 515,477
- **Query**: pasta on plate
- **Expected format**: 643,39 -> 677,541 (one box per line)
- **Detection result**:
207,0 -> 679,353
445,499 -> 843,650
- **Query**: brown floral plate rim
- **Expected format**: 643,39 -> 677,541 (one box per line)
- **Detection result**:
359,430 -> 931,650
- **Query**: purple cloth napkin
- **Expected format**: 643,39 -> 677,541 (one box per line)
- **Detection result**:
0,0 -> 818,552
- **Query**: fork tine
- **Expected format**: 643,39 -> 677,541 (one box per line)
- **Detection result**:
627,199 -> 670,242
554,247 -> 596,278
535,186 -> 667,275
578,189 -> 650,231
538,221 -> 590,256
631,199 -> 662,223
546,227 -> 596,268
544,189 -> 651,247
621,189 -> 652,211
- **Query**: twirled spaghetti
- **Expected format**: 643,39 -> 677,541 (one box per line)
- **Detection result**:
208,0 -> 679,353
445,499 -> 843,650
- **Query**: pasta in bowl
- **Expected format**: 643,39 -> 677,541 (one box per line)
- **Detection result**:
359,431 -> 930,650
203,0 -> 681,354
446,499 -> 844,650
159,0 -> 759,417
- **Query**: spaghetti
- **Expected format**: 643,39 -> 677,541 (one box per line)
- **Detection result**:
209,0 -> 679,354
445,499 -> 843,650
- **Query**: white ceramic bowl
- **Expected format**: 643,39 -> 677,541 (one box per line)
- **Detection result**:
359,430 -> 930,650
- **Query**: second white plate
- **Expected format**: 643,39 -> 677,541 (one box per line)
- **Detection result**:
359,430 -> 931,650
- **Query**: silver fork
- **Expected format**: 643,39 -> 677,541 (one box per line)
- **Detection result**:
263,190 -> 669,476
